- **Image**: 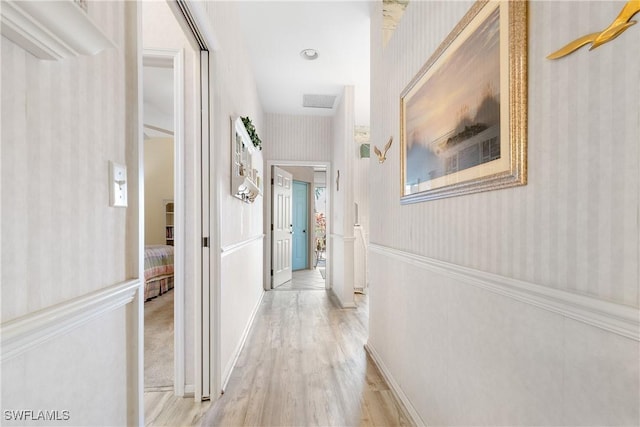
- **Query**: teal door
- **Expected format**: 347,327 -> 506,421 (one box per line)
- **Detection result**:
292,181 -> 308,270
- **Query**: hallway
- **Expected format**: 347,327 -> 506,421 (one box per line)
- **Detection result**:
200,275 -> 410,426
145,270 -> 410,426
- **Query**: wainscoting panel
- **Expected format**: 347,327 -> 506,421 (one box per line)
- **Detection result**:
367,248 -> 640,426
220,236 -> 265,390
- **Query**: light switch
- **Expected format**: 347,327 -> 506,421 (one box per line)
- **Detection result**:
109,161 -> 127,207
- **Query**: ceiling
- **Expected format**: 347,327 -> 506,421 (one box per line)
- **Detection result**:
143,65 -> 174,139
143,2 -> 373,132
235,1 -> 371,126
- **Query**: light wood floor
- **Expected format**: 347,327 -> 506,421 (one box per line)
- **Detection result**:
146,269 -> 412,427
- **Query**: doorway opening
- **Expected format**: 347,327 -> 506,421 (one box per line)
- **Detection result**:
267,161 -> 330,291
141,45 -> 184,398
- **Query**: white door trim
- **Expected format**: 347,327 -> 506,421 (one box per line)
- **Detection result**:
168,0 -> 222,400
265,160 -> 332,290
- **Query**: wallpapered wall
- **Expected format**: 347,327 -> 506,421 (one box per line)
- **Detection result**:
263,113 -> 333,162
368,1 -> 639,425
371,0 -> 639,307
1,2 -> 136,425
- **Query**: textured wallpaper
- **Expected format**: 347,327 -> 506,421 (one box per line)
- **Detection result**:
264,113 -> 333,162
1,1 -> 131,321
370,0 -> 639,307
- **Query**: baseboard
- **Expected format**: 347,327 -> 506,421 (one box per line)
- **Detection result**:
369,244 -> 639,341
183,384 -> 195,397
328,288 -> 357,309
364,343 -> 426,427
1,279 -> 140,362
221,290 -> 266,392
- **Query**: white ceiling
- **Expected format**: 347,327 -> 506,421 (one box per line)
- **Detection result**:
235,1 -> 371,126
143,65 -> 174,138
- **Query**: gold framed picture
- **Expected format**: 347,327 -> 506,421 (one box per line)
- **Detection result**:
400,0 -> 527,203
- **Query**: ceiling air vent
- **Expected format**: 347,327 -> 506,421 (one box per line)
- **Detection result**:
303,94 -> 337,109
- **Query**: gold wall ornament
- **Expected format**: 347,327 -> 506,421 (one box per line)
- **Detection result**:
547,0 -> 639,59
373,137 -> 393,164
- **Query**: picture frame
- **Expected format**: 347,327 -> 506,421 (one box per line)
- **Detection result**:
400,0 -> 527,203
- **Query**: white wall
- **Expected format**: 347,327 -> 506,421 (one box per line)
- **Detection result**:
202,1 -> 265,393
1,1 -> 140,425
329,86 -> 356,308
368,1 -> 639,425
144,138 -> 174,245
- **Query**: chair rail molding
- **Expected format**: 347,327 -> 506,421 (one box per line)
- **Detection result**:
369,244 -> 640,341
1,279 -> 140,362
221,234 -> 265,256
1,0 -> 115,60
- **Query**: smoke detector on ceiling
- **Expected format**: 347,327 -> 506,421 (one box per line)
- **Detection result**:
303,94 -> 337,109
300,48 -> 319,60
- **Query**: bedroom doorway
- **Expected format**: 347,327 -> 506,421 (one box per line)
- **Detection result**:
138,1 -> 220,414
141,0 -> 214,410
142,46 -> 182,402
142,52 -> 178,395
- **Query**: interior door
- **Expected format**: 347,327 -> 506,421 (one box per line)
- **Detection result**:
272,166 -> 293,287
292,180 -> 308,270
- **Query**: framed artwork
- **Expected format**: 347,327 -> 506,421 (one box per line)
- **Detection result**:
400,0 -> 527,203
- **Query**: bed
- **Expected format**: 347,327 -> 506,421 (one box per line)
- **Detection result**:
144,245 -> 174,301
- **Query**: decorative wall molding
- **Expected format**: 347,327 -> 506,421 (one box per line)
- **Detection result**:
370,244 -> 640,341
329,233 -> 356,242
0,0 -> 115,60
221,234 -> 265,256
1,279 -> 140,362
364,343 -> 426,427
221,290 -> 266,392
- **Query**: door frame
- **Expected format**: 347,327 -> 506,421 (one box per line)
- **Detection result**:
142,48 -> 186,397
292,180 -> 309,271
265,160 -> 331,290
138,0 -> 220,416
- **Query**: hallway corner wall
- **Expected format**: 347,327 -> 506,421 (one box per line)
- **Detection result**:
368,1 -> 639,425
329,86 -> 356,308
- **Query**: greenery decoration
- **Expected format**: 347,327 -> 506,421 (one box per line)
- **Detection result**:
241,116 -> 262,150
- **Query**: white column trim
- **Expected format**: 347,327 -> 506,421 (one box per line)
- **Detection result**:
369,243 -> 640,341
1,279 -> 140,362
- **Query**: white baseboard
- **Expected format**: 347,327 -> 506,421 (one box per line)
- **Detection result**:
1,279 -> 140,362
369,244 -> 639,341
183,384 -> 195,397
221,290 -> 266,392
328,288 -> 357,309
365,343 -> 426,427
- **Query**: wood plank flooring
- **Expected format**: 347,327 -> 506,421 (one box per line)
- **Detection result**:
146,269 -> 412,426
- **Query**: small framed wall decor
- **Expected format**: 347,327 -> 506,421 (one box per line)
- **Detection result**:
400,0 -> 527,203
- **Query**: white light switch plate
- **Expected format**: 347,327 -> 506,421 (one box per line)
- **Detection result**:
109,161 -> 127,207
